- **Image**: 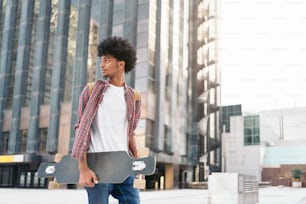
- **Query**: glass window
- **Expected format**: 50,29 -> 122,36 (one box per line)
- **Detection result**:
1,132 -> 9,153
209,113 -> 215,137
43,1 -> 59,105
39,128 -> 47,153
87,21 -> 98,83
137,32 -> 148,48
148,77 -> 154,92
64,4 -> 78,102
0,1 -> 4,47
135,62 -> 148,78
244,115 -> 260,145
25,1 -> 39,106
6,1 -> 21,108
137,47 -> 148,62
148,47 -> 155,64
138,3 -> 149,19
145,119 -> 154,148
135,78 -> 148,92
164,125 -> 172,154
113,10 -> 124,25
112,24 -> 123,37
137,19 -> 149,33
20,130 -> 27,153
114,0 -> 124,12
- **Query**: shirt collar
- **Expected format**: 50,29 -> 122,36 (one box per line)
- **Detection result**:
98,78 -> 128,89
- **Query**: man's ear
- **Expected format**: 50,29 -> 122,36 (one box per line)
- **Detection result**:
118,61 -> 125,70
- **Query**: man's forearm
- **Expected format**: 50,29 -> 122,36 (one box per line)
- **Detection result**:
78,152 -> 88,170
129,135 -> 138,158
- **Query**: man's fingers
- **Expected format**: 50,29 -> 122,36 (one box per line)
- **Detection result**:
85,179 -> 95,187
79,169 -> 98,187
92,173 -> 99,184
93,177 -> 98,184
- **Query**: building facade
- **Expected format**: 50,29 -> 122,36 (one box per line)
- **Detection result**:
193,0 -> 221,181
222,106 -> 306,183
0,0 -> 220,188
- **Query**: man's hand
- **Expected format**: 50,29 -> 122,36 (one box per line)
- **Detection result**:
135,174 -> 145,180
79,166 -> 98,187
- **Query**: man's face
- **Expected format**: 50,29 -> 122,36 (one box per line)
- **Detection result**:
100,55 -> 124,77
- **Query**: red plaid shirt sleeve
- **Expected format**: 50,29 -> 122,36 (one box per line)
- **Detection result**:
133,92 -> 141,131
71,85 -> 91,159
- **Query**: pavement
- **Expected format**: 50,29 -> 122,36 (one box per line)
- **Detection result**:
1,186 -> 306,204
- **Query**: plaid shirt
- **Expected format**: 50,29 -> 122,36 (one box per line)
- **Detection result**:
71,79 -> 141,159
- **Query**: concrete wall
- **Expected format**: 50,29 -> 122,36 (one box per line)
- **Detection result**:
222,116 -> 261,179
260,107 -> 306,143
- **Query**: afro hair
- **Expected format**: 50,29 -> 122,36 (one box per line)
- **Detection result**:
97,36 -> 137,73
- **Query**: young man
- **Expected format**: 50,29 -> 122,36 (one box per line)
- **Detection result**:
71,36 -> 141,204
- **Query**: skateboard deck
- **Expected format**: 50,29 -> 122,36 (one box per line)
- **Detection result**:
37,151 -> 156,184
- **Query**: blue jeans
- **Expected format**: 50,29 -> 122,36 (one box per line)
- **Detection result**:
85,175 -> 140,204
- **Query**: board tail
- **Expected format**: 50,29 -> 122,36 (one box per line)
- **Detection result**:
132,156 -> 156,175
37,162 -> 56,178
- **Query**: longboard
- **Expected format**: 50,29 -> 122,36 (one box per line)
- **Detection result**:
37,151 -> 156,184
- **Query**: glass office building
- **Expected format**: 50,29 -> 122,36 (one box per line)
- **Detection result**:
193,0 -> 221,180
0,0 -> 220,188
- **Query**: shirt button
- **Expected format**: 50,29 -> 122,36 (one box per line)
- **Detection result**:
83,142 -> 86,146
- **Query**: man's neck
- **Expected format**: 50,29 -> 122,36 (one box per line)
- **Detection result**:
109,77 -> 124,87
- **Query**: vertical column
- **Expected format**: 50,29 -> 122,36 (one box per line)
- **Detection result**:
166,0 -> 174,153
47,0 -> 71,153
0,0 -> 3,31
9,0 -> 35,153
169,0 -> 181,154
153,0 -> 165,151
187,0 -> 199,165
123,0 -> 138,87
95,0 -> 113,81
27,0 -> 51,153
69,0 -> 92,150
0,1 -> 18,153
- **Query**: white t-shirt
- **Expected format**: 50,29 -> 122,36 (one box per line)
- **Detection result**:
89,84 -> 128,152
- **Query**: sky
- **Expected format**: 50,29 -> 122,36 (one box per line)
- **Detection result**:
218,0 -> 306,112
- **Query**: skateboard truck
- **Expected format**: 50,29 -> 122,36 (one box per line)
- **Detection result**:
132,161 -> 146,171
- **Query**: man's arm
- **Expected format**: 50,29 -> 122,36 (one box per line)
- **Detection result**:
78,153 -> 98,187
129,90 -> 141,158
71,84 -> 91,159
129,134 -> 138,158
72,84 -> 98,186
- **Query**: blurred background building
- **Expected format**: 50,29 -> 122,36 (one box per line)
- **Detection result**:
0,0 -> 221,188
222,106 -> 306,187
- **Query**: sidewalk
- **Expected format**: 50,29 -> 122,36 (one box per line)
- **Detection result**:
1,186 -> 306,203
259,186 -> 306,204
